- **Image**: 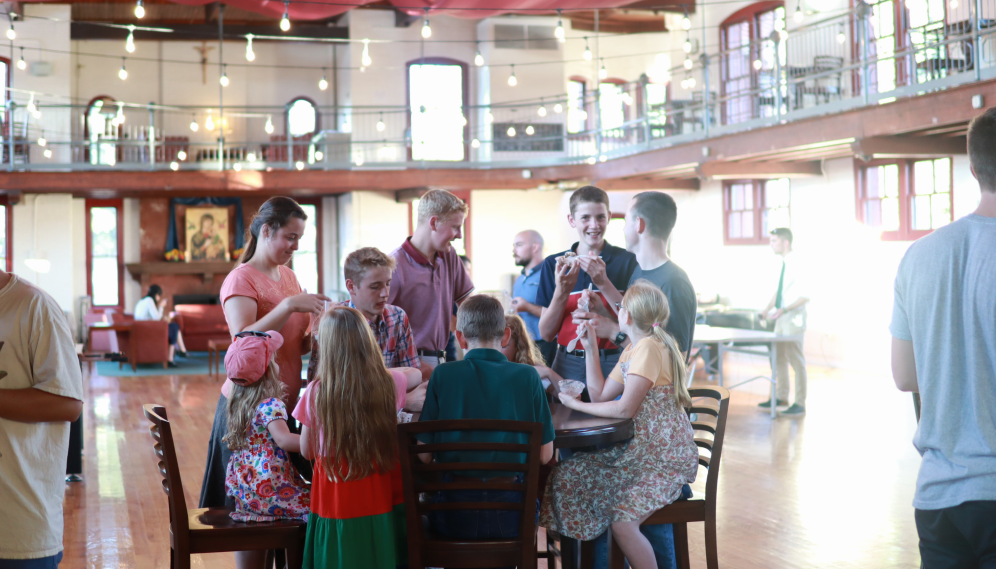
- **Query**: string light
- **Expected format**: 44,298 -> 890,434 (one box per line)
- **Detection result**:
26,95 -> 36,115
37,133 -> 46,147
319,69 -> 328,90
245,34 -> 255,61
538,101 -> 547,117
950,0 -> 959,7
794,1 -> 804,22
507,126 -> 516,137
683,35 -> 692,54
837,23 -> 846,44
177,150 -> 187,161
508,64 -> 517,86
6,21 -> 14,41
361,39 -> 372,67
280,1 -> 290,32
684,56 -> 694,70
314,150 -> 324,160
205,111 -> 215,131
295,161 -> 305,170
16,48 -> 25,71
555,9 -> 565,41
421,8 -> 432,39
247,152 -> 257,162
681,9 -> 691,31
475,44 -> 484,66
43,148 -> 51,158
264,115 -> 274,134
753,59 -> 762,70
525,125 -> 535,135
376,112 -> 385,132
118,57 -> 128,80
189,114 -> 199,132
170,161 -> 179,170
485,110 -> 494,123
554,103 -> 563,113
126,27 -> 136,53
233,162 -> 242,171
135,0 -> 145,19
583,37 -> 592,61
599,59 -> 607,80
220,65 -> 229,87
471,138 -> 481,148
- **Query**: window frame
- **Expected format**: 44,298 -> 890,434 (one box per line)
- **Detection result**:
567,76 -> 590,134
405,57 -> 470,162
719,1 -> 786,125
0,194 -> 11,273
598,77 -> 629,138
722,179 -> 792,245
293,198 -> 323,294
854,157 -> 954,241
85,198 -> 125,311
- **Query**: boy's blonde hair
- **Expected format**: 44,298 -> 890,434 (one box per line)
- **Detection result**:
417,189 -> 468,226
224,361 -> 284,451
621,280 -> 692,408
344,247 -> 396,285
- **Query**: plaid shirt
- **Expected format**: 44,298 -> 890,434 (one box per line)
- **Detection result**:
307,300 -> 420,382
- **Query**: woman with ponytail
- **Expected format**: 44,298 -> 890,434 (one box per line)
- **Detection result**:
540,279 -> 698,569
199,196 -> 331,511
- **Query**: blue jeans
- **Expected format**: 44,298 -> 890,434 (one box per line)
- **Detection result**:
0,552 -> 63,569
591,484 -> 693,569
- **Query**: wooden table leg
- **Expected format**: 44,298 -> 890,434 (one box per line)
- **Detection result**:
769,341 -> 778,419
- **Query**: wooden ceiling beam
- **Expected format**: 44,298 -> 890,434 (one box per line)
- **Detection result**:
70,21 -> 349,41
851,135 -> 968,161
696,160 -> 824,180
597,177 -> 699,190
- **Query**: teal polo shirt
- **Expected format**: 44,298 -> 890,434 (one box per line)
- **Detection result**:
418,349 -> 556,476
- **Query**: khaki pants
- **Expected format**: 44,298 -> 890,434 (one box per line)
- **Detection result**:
774,313 -> 807,406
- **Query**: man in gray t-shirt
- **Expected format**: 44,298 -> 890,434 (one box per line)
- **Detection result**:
891,107 -> 996,567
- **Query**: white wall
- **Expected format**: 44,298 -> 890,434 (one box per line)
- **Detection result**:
11,194 -> 83,314
335,190 -> 410,292
123,198 -> 141,310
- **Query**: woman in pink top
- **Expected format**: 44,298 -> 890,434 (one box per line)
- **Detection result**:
200,196 -> 330,510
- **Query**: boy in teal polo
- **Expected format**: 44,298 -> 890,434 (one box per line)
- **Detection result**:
419,294 -> 555,542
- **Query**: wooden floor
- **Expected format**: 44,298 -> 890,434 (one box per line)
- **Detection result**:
62,354 -> 923,568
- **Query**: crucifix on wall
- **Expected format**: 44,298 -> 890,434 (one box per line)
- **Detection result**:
193,42 -> 216,85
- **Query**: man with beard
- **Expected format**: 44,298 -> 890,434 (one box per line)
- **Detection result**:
510,230 -> 557,366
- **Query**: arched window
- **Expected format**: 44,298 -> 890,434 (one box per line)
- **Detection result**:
598,78 -> 629,137
287,97 -> 319,137
720,2 -> 786,125
84,95 -> 120,166
407,57 -> 468,162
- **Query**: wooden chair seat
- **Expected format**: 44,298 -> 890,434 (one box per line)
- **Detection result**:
645,498 -> 707,524
183,507 -> 306,552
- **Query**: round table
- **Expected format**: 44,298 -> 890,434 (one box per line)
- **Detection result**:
550,402 -> 635,449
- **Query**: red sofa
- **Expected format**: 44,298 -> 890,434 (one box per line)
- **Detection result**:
174,305 -> 231,352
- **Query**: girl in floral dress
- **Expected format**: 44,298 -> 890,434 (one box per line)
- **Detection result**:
540,280 -> 699,569
223,330 -> 311,569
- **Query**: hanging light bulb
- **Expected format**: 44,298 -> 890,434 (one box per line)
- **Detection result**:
525,125 -> 535,135
361,39 -> 372,67
245,34 -> 255,61
687,76 -> 696,88
220,65 -> 229,87
583,37 -> 592,61
247,152 -> 257,162
37,134 -> 46,147
126,27 -> 136,53
794,2 -> 804,22
264,115 -> 274,134
190,115 -> 199,132
681,10 -> 691,30
319,69 -> 328,91
170,161 -> 179,170
314,150 -> 324,160
16,48 -> 25,70
599,59 -> 607,80
471,138 -> 481,148
507,126 -> 516,137
280,1 -> 291,32
233,162 -> 242,171
538,103 -> 547,117
753,59 -> 762,70
26,96 -> 36,115
555,9 -> 565,41
950,0 -> 960,7
421,8 -> 432,38
376,112 -> 385,132
508,64 -> 517,86
43,148 -> 51,158
683,36 -> 692,54
295,161 -> 305,170
475,48 -> 484,66
6,21 -> 15,41
118,58 -> 128,80
177,150 -> 187,161
554,103 -> 563,113
135,0 -> 145,19
837,23 -> 846,44
205,112 -> 215,131
684,56 -> 693,70
485,110 -> 494,123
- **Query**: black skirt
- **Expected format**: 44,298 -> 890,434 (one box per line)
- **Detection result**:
199,394 -> 235,509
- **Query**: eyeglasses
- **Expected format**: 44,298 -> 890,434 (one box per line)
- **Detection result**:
235,331 -> 271,339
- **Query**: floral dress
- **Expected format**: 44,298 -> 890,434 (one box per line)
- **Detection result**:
225,398 -> 310,522
540,338 -> 699,541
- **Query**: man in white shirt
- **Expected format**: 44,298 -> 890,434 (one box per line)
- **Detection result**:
760,227 -> 810,416
0,268 -> 85,568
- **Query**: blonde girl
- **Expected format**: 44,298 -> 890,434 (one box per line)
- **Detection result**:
292,306 -> 419,569
539,280 -> 699,569
223,330 -> 311,569
502,314 -> 564,395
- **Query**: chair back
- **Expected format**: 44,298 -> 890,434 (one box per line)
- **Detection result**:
397,419 -> 544,569
687,386 -> 731,504
143,404 -> 191,540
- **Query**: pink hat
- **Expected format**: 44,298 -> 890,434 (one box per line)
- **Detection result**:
225,330 -> 284,386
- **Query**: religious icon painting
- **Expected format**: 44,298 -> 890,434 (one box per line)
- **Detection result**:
185,207 -> 230,262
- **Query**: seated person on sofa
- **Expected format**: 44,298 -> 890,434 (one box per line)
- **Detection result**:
418,294 -> 555,542
134,284 -> 187,364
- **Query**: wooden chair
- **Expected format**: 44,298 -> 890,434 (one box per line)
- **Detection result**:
142,404 -> 306,569
607,385 -> 731,569
398,419 -> 544,569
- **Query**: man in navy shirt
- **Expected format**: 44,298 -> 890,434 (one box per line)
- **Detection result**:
510,230 -> 556,366
536,186 -> 638,390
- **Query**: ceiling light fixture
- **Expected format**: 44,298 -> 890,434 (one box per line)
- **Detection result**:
190,114 -> 199,132
178,150 -> 187,161
475,44 -> 484,66
6,20 -> 14,41
421,8 -> 432,38
599,59 -> 607,80
205,111 -> 215,131
319,69 -> 328,90
794,1 -> 804,22
555,9 -> 565,41
837,23 -> 846,44
361,39 -> 372,67
681,9 -> 691,30
280,1 -> 291,32
508,64 -> 517,86
16,47 -> 25,70
507,126 -> 516,137
583,37 -> 592,61
554,103 -> 563,113
245,34 -> 255,61
135,0 -> 145,19
376,112 -> 385,132
118,57 -> 128,80
264,115 -> 274,134
220,65 -> 229,87
684,56 -> 694,70
471,138 -> 481,148
126,27 -> 136,53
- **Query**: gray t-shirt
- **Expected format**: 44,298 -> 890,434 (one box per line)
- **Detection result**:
890,214 -> 996,510
629,260 -> 696,354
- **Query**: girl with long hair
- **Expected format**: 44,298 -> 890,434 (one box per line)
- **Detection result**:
292,306 -> 419,568
540,280 -> 699,569
222,330 -> 310,569
501,313 -> 563,395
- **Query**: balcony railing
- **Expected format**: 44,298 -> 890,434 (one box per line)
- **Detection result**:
5,0 -> 995,172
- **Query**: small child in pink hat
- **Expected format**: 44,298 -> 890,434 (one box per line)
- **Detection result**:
222,330 -> 310,545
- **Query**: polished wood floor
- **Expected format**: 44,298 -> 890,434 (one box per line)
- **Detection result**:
62,354 -> 923,568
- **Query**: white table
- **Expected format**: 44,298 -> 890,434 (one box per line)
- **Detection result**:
693,325 -> 803,418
